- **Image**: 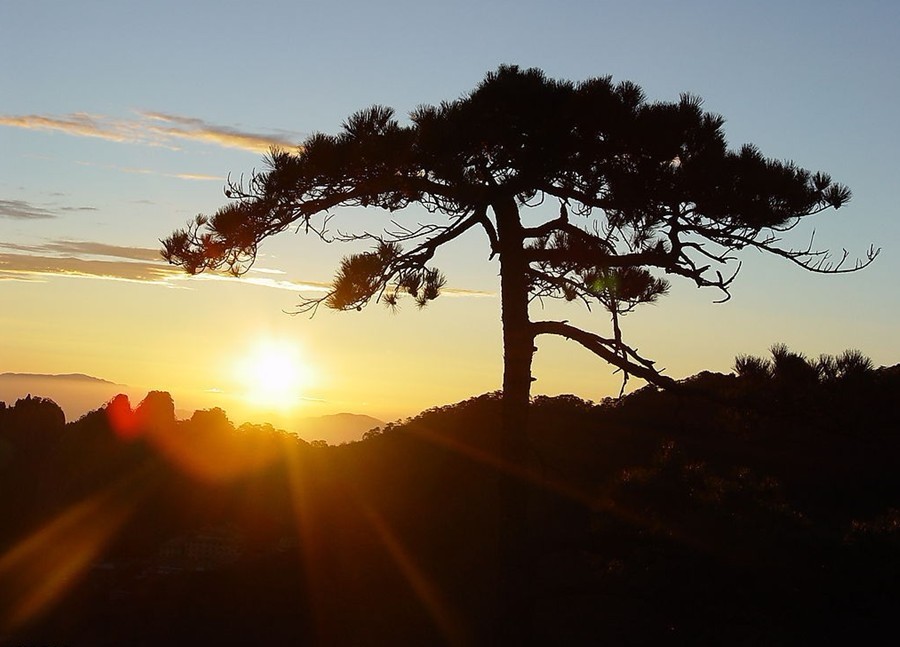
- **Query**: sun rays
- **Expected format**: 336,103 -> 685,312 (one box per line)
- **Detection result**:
0,468 -> 154,633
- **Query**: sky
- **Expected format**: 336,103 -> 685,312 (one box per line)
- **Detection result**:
1,0 -> 898,426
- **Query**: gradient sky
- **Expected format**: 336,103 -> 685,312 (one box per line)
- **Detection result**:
2,0 -> 898,425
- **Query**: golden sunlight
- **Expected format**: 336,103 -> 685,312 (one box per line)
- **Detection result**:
233,338 -> 314,411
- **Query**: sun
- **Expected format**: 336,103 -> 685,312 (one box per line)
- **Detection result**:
234,338 -> 314,411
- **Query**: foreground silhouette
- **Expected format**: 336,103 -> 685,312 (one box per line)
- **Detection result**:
163,68 -> 879,638
163,65 -> 878,397
2,349 -> 898,645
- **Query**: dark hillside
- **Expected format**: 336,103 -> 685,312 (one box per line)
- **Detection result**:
1,361 -> 899,645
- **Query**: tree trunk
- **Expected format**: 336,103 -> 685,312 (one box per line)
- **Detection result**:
495,200 -> 533,466
494,197 -> 535,644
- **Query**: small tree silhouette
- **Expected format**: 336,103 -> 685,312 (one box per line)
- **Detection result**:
734,344 -> 875,385
770,343 -> 820,386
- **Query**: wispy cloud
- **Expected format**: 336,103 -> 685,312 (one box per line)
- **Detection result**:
0,113 -> 136,143
74,159 -> 221,181
8,240 -> 164,262
0,252 -> 179,283
0,241 -> 328,292
59,205 -> 99,212
0,199 -> 57,220
0,110 -> 297,154
0,240 -> 494,298
139,111 -> 297,153
0,199 -> 100,220
441,287 -> 494,298
185,273 -> 332,293
172,172 -> 221,181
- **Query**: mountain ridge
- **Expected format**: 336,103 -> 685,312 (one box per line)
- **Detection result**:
294,411 -> 384,444
0,372 -> 119,385
0,378 -> 385,444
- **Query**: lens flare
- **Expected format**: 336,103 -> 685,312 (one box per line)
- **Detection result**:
0,470 -> 150,633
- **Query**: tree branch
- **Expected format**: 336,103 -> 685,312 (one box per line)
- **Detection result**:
532,320 -> 680,391
522,201 -> 570,238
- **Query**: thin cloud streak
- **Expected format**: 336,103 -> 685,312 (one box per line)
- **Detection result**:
187,273 -> 332,293
0,242 -> 493,297
0,111 -> 296,154
0,239 -> 163,262
0,252 -> 180,283
440,287 -> 494,298
0,199 -> 99,220
0,113 -> 136,144
0,248 -> 329,293
75,160 -> 221,182
33,240 -> 160,263
139,111 -> 297,153
173,172 -> 221,181
59,206 -> 98,212
0,199 -> 57,220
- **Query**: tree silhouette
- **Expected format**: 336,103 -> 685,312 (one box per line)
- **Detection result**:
162,66 -> 877,639
163,65 -> 875,416
734,344 -> 877,385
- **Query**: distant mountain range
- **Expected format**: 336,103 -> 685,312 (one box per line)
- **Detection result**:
0,372 -> 129,420
298,412 -> 384,444
0,372 -> 119,385
0,372 -> 383,444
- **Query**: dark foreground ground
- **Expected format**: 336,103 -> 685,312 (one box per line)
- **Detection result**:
2,360 -> 899,645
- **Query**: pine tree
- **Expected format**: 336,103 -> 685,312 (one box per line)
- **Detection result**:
163,66 -> 877,641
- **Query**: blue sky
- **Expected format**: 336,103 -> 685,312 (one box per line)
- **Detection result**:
1,0 -> 898,421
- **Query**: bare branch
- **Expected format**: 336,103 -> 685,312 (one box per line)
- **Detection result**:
713,227 -> 881,274
532,320 -> 680,391
522,201 -> 570,238
479,209 -> 500,259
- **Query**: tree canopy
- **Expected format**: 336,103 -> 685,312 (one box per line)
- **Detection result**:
162,65 -> 877,398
